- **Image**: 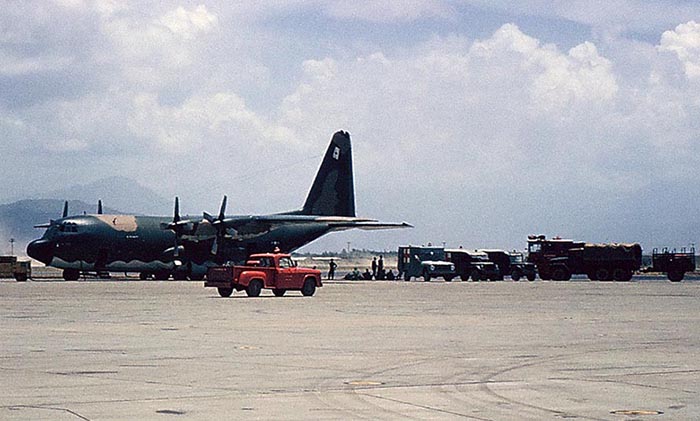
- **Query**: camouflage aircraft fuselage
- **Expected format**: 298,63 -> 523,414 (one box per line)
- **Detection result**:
27,213 -> 333,276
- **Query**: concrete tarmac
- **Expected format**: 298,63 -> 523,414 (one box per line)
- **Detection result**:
1,278 -> 698,420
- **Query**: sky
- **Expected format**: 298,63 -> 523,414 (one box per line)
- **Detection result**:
2,1 -> 700,253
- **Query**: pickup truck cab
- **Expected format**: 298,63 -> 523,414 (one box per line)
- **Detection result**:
205,253 -> 322,297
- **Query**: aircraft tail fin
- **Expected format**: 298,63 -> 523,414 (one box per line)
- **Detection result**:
300,131 -> 356,217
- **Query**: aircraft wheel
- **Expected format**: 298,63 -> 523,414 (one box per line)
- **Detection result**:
301,278 -> 316,296
246,279 -> 263,297
173,272 -> 188,281
511,270 -> 521,281
63,269 -> 80,281
218,287 -> 233,298
154,271 -> 170,280
139,272 -> 150,280
273,288 -> 286,297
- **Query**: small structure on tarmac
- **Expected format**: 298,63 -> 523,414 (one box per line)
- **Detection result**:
0,256 -> 31,281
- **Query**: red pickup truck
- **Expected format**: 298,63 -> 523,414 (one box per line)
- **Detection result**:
205,253 -> 322,298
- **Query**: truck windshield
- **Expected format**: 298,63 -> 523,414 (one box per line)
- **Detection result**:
279,257 -> 294,268
528,243 -> 541,253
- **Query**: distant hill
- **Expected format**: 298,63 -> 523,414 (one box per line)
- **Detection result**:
0,199 -> 122,256
41,176 -> 171,215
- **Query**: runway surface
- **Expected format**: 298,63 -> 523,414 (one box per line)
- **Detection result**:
1,277 -> 698,420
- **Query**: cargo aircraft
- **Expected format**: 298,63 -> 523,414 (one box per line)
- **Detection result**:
27,131 -> 411,280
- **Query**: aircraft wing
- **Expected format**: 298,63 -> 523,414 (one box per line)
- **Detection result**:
215,215 -> 412,231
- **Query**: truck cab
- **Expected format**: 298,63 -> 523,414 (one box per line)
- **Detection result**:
480,249 -> 537,281
205,253 -> 322,297
651,247 -> 696,282
398,246 -> 455,281
445,249 -> 499,281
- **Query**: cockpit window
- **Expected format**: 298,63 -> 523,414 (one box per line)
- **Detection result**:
59,222 -> 78,233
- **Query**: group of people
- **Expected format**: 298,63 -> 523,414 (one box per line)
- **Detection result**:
327,255 -> 397,281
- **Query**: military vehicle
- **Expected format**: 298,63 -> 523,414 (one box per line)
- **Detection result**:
398,246 -> 456,281
480,249 -> 536,281
0,256 -> 31,282
27,131 -> 411,281
444,249 -> 499,281
205,252 -> 322,297
650,247 -> 696,282
527,235 -> 642,281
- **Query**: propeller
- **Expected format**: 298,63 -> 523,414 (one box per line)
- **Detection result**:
204,195 -> 229,256
62,200 -> 68,218
97,200 -> 103,215
161,197 -> 192,257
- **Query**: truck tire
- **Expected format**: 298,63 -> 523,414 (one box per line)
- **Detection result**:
14,273 -> 27,282
511,270 -> 522,281
273,288 -> 286,297
471,270 -> 481,282
403,272 -> 411,281
218,287 -> 233,297
246,279 -> 263,297
538,271 -> 551,281
301,278 -> 316,296
139,272 -> 150,280
668,271 -> 684,282
613,268 -> 632,282
552,266 -> 571,281
526,273 -> 536,281
596,268 -> 611,282
444,276 -> 454,282
423,270 -> 431,282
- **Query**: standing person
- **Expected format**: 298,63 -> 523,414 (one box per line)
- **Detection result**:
328,258 -> 337,280
378,255 -> 384,273
371,257 -> 377,279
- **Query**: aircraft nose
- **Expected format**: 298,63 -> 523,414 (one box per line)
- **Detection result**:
27,239 -> 54,265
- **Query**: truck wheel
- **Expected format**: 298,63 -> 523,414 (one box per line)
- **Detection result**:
526,273 -> 536,281
139,272 -> 150,280
668,271 -> 684,282
63,269 -> 80,281
613,268 -> 632,282
587,271 -> 597,281
596,268 -> 611,281
511,270 -> 521,281
471,270 -> 481,282
423,270 -> 431,282
538,271 -> 551,280
552,267 -> 571,281
218,287 -> 233,297
246,279 -> 263,297
14,273 -> 27,282
444,276 -> 454,282
403,272 -> 411,281
273,288 -> 286,297
301,278 -> 316,296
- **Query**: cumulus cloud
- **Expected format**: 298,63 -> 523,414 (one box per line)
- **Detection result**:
659,21 -> 700,79
1,3 -> 700,249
